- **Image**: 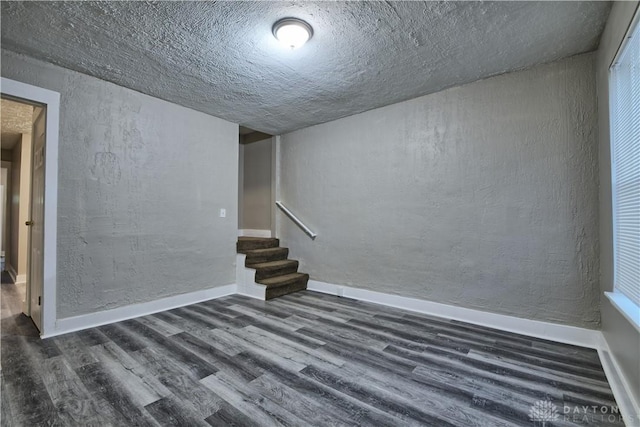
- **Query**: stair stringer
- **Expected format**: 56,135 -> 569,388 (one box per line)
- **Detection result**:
235,254 -> 266,300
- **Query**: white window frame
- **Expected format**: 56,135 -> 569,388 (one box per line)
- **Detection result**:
605,9 -> 640,333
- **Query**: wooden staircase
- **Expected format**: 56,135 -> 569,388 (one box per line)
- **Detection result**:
236,237 -> 309,300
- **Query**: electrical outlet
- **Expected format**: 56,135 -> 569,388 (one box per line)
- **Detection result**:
219,208 -> 226,218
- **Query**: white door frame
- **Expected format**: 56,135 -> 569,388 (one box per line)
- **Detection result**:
1,77 -> 59,337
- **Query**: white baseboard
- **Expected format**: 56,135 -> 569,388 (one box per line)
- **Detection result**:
307,280 -> 602,349
598,337 -> 640,426
5,264 -> 25,285
6,264 -> 17,283
235,291 -> 266,300
239,229 -> 272,238
43,284 -> 237,338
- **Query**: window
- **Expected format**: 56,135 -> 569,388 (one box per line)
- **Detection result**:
609,13 -> 640,325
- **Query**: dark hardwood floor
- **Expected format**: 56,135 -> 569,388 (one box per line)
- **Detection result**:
1,278 -> 624,426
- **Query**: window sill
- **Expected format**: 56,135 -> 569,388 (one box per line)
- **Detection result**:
605,292 -> 640,334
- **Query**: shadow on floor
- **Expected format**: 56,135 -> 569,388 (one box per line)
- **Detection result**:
1,272 -> 39,338
1,270 -> 13,284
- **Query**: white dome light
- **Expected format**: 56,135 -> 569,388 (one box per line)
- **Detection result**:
273,18 -> 313,50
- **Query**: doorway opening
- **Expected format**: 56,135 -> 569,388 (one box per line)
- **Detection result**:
1,78 -> 59,337
238,126 -> 274,238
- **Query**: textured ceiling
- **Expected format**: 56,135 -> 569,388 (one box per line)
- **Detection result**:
0,1 -> 610,134
1,98 -> 33,150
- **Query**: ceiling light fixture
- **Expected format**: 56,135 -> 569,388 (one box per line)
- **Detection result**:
272,18 -> 313,50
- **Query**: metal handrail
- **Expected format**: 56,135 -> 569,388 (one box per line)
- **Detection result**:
275,201 -> 317,239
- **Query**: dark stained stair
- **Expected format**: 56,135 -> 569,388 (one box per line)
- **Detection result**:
237,237 -> 309,300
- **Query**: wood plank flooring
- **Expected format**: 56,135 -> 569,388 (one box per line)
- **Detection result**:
1,279 -> 625,426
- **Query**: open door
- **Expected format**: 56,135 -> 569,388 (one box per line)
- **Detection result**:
27,106 -> 45,331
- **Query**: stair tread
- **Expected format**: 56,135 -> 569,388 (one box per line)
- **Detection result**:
259,273 -> 309,287
244,247 -> 288,255
248,259 -> 298,269
238,237 -> 277,241
237,237 -> 280,254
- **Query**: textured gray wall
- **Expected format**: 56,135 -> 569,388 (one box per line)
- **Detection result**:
596,1 -> 640,408
280,53 -> 600,328
1,50 -> 238,319
238,144 -> 244,229
242,138 -> 272,230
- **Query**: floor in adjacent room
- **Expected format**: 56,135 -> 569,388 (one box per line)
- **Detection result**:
0,280 -> 624,426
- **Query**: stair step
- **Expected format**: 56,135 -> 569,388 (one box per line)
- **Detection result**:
260,273 -> 309,300
258,272 -> 309,288
236,238 -> 308,300
250,260 -> 299,281
244,247 -> 289,265
237,237 -> 279,253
